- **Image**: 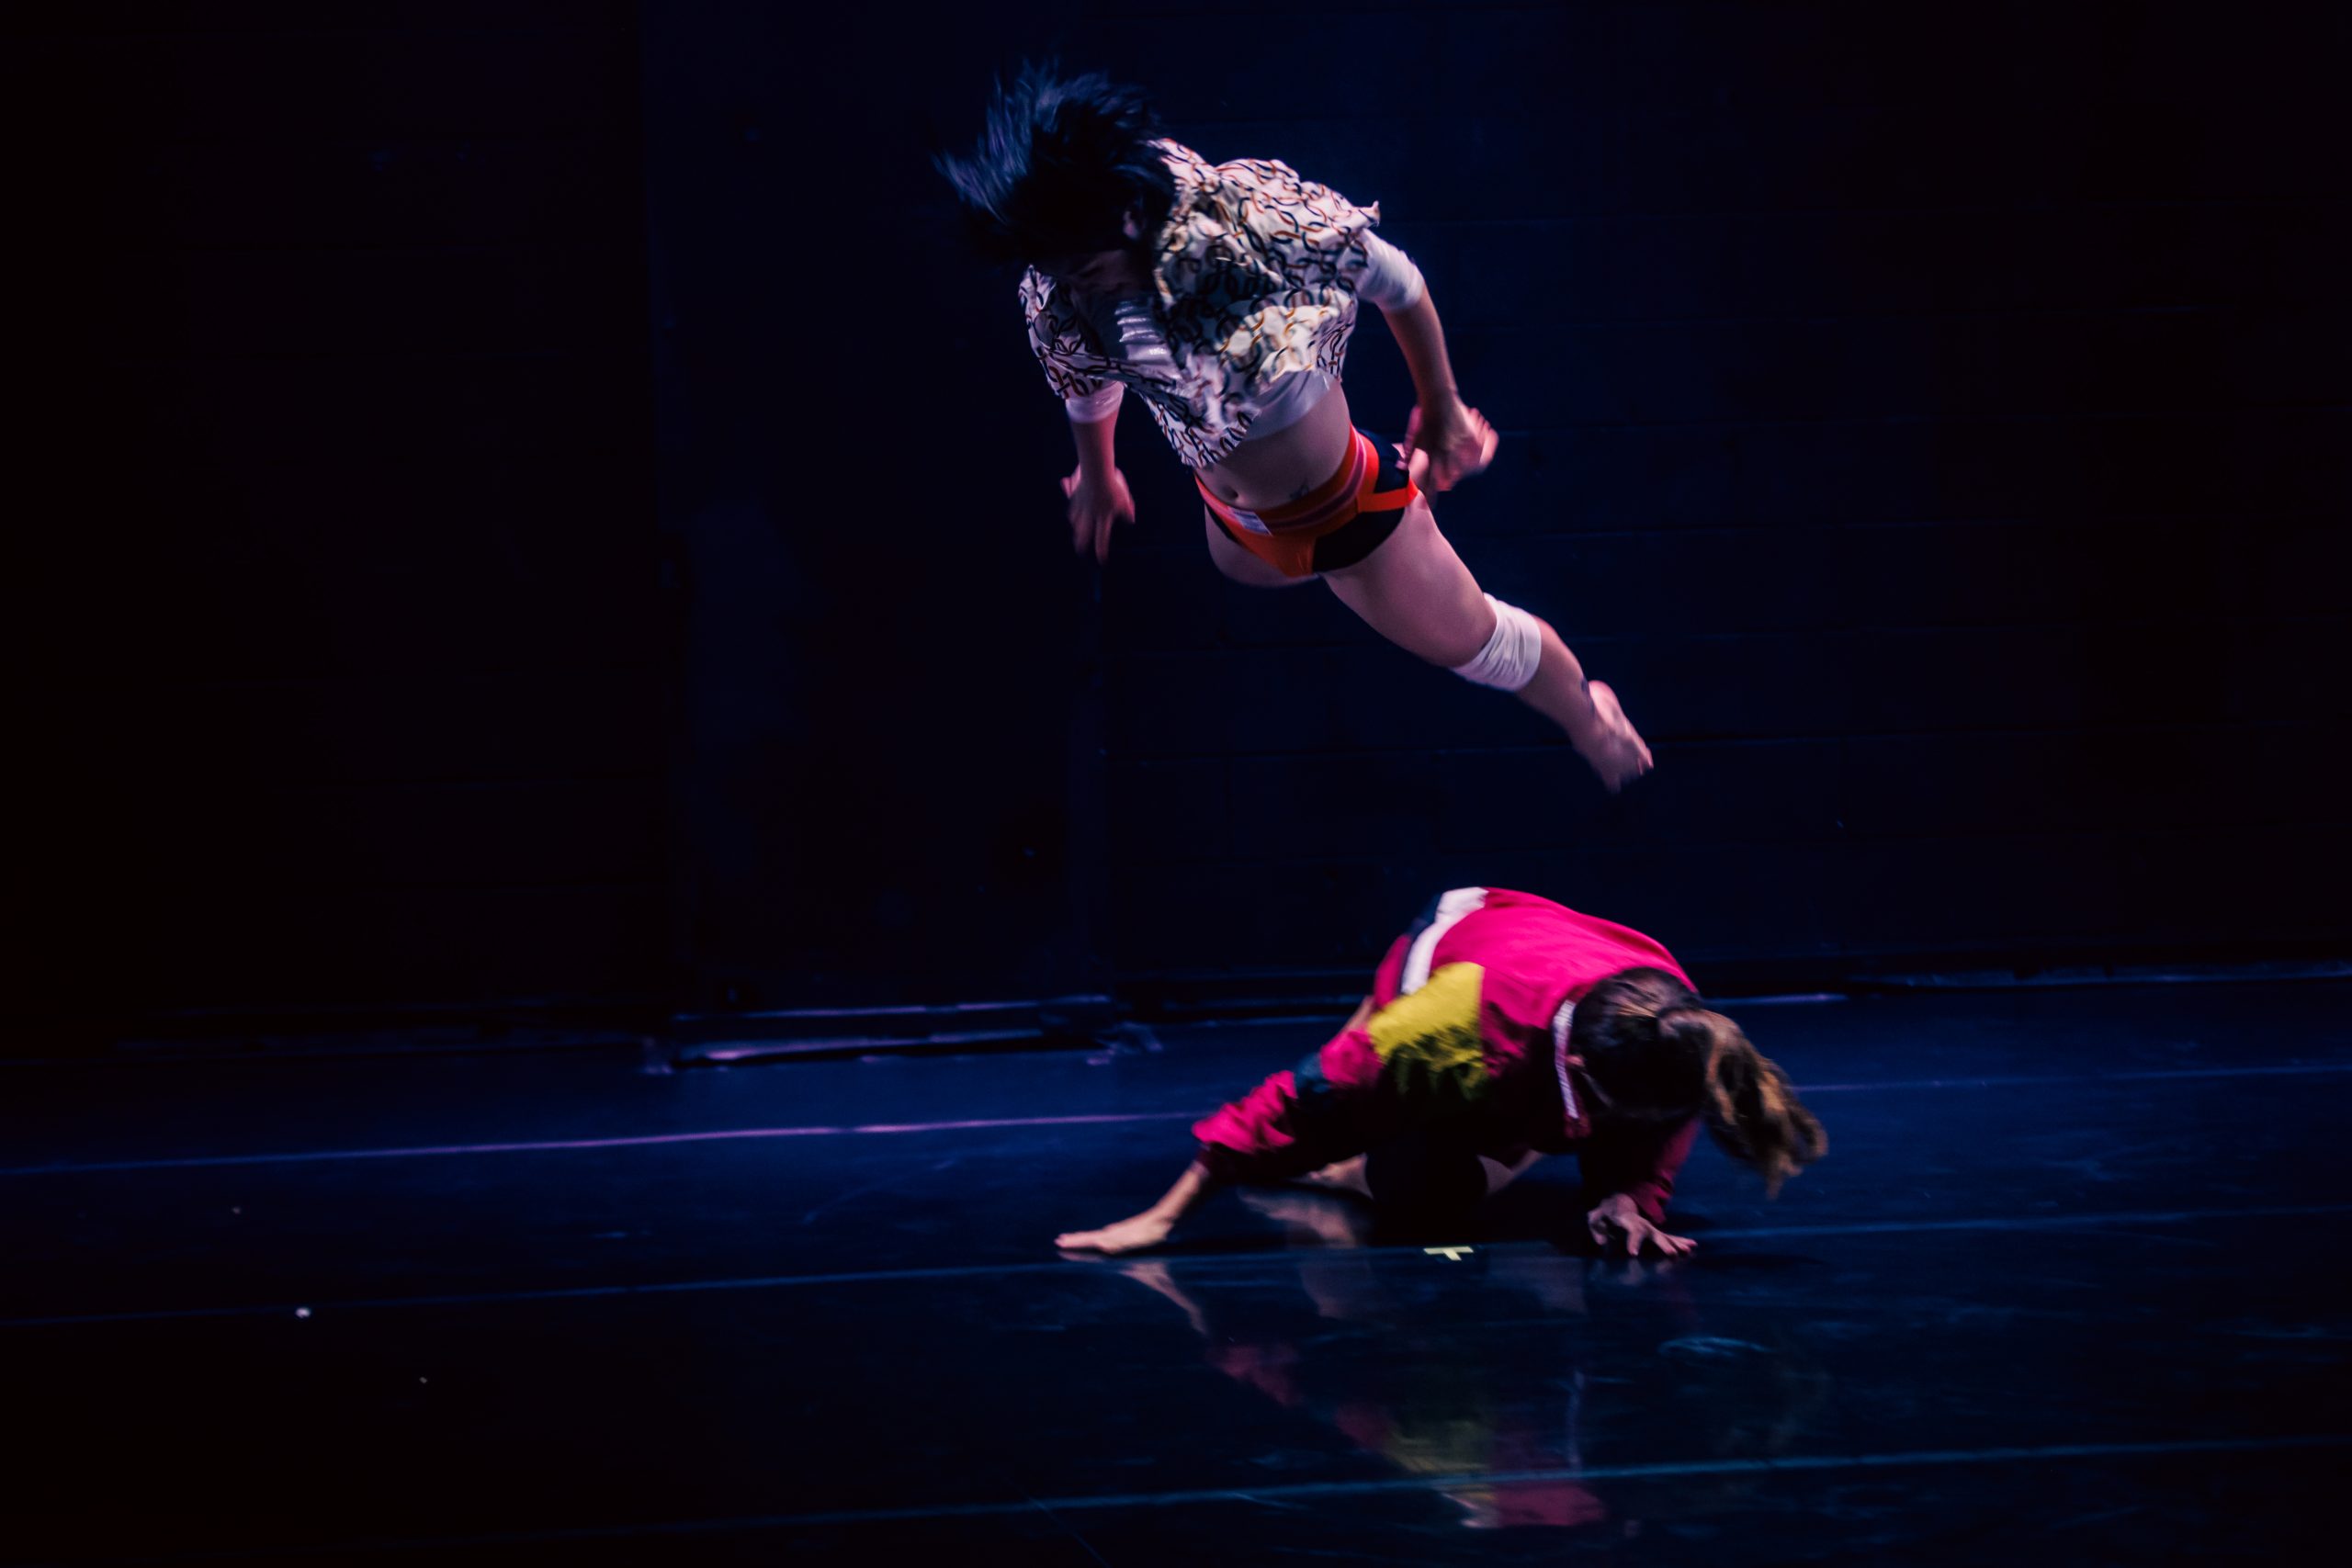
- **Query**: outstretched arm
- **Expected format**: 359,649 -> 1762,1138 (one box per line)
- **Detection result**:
1056,1159 -> 1222,1255
1058,1044 -> 1391,1256
1057,953 -> 1514,1258
1055,987 -> 1404,1256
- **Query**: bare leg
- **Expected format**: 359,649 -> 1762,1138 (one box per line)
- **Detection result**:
1321,499 -> 1652,791
1318,497 -> 1492,663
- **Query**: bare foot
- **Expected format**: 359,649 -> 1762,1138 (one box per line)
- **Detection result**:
1295,1155 -> 1372,1198
1571,680 -> 1653,793
1055,1213 -> 1173,1255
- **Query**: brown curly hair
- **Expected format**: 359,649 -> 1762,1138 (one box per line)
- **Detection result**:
1571,967 -> 1827,1195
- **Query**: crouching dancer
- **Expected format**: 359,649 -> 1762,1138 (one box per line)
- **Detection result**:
1056,887 -> 1826,1257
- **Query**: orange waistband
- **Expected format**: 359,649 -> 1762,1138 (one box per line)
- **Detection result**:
1195,430 -> 1415,539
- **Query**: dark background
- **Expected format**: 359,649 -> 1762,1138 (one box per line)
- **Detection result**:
7,1 -> 2346,1050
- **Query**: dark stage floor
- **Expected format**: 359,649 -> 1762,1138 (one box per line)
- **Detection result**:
5,982 -> 2347,1564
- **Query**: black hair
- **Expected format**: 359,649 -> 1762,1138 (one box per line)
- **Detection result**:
933,62 -> 1176,267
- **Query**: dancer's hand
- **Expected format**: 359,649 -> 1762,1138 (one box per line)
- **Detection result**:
1586,1193 -> 1697,1258
1063,465 -> 1136,564
1404,399 -> 1498,492
1056,1210 -> 1174,1255
1570,680 -> 1654,794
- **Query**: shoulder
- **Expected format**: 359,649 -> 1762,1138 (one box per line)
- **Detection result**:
1151,138 -> 1215,186
1157,139 -> 1316,212
1202,150 -> 1379,231
1208,152 -> 1313,207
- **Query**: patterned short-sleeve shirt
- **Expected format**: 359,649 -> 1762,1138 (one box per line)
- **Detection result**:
1019,140 -> 1380,469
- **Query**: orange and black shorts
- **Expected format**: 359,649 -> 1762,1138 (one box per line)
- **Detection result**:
1197,427 -> 1419,580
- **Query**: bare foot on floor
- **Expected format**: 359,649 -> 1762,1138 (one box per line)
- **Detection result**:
1295,1155 -> 1372,1198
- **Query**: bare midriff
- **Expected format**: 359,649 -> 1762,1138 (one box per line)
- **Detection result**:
1194,380 -> 1356,511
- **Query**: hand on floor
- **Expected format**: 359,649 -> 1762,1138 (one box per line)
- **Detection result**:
1586,1192 -> 1697,1258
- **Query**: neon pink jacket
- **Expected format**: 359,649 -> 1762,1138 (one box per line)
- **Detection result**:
1192,887 -> 1703,1222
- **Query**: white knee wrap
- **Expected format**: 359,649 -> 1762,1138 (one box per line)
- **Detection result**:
1452,595 -> 1543,692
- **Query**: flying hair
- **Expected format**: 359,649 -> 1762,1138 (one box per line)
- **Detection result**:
933,62 -> 1176,266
